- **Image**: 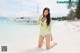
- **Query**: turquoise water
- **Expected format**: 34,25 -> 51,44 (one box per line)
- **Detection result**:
0,20 -> 37,30
0,20 -> 39,45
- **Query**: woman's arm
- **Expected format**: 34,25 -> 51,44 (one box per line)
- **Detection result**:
39,14 -> 43,20
38,14 -> 43,24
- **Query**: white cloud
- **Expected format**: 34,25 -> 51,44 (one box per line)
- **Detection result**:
37,0 -> 69,17
0,0 -> 70,17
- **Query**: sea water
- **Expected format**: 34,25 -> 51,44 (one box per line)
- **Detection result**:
0,20 -> 39,45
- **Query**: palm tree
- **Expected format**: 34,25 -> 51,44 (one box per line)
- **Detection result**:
67,0 -> 77,20
68,0 -> 80,19
68,0 -> 72,9
67,9 -> 76,20
75,0 -> 80,19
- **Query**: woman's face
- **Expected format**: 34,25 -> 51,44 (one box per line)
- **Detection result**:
44,10 -> 49,17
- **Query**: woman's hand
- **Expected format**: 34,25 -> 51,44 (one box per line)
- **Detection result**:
39,14 -> 44,22
39,14 -> 43,20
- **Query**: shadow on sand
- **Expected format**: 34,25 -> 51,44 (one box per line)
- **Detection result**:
21,47 -> 50,53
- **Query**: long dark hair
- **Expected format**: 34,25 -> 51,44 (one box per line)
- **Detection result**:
43,7 -> 51,26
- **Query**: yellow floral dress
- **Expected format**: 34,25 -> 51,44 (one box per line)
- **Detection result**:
38,18 -> 51,37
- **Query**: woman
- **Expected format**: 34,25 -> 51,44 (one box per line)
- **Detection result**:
38,7 -> 57,49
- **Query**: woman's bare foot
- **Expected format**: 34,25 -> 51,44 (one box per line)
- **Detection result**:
47,42 -> 57,49
51,42 -> 57,48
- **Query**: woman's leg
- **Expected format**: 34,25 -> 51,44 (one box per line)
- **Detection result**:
45,35 -> 57,49
50,35 -> 53,41
38,35 -> 44,48
45,35 -> 51,49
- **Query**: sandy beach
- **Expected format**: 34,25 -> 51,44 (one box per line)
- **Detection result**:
0,20 -> 80,53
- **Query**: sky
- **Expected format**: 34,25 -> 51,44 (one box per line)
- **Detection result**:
0,0 -> 70,18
